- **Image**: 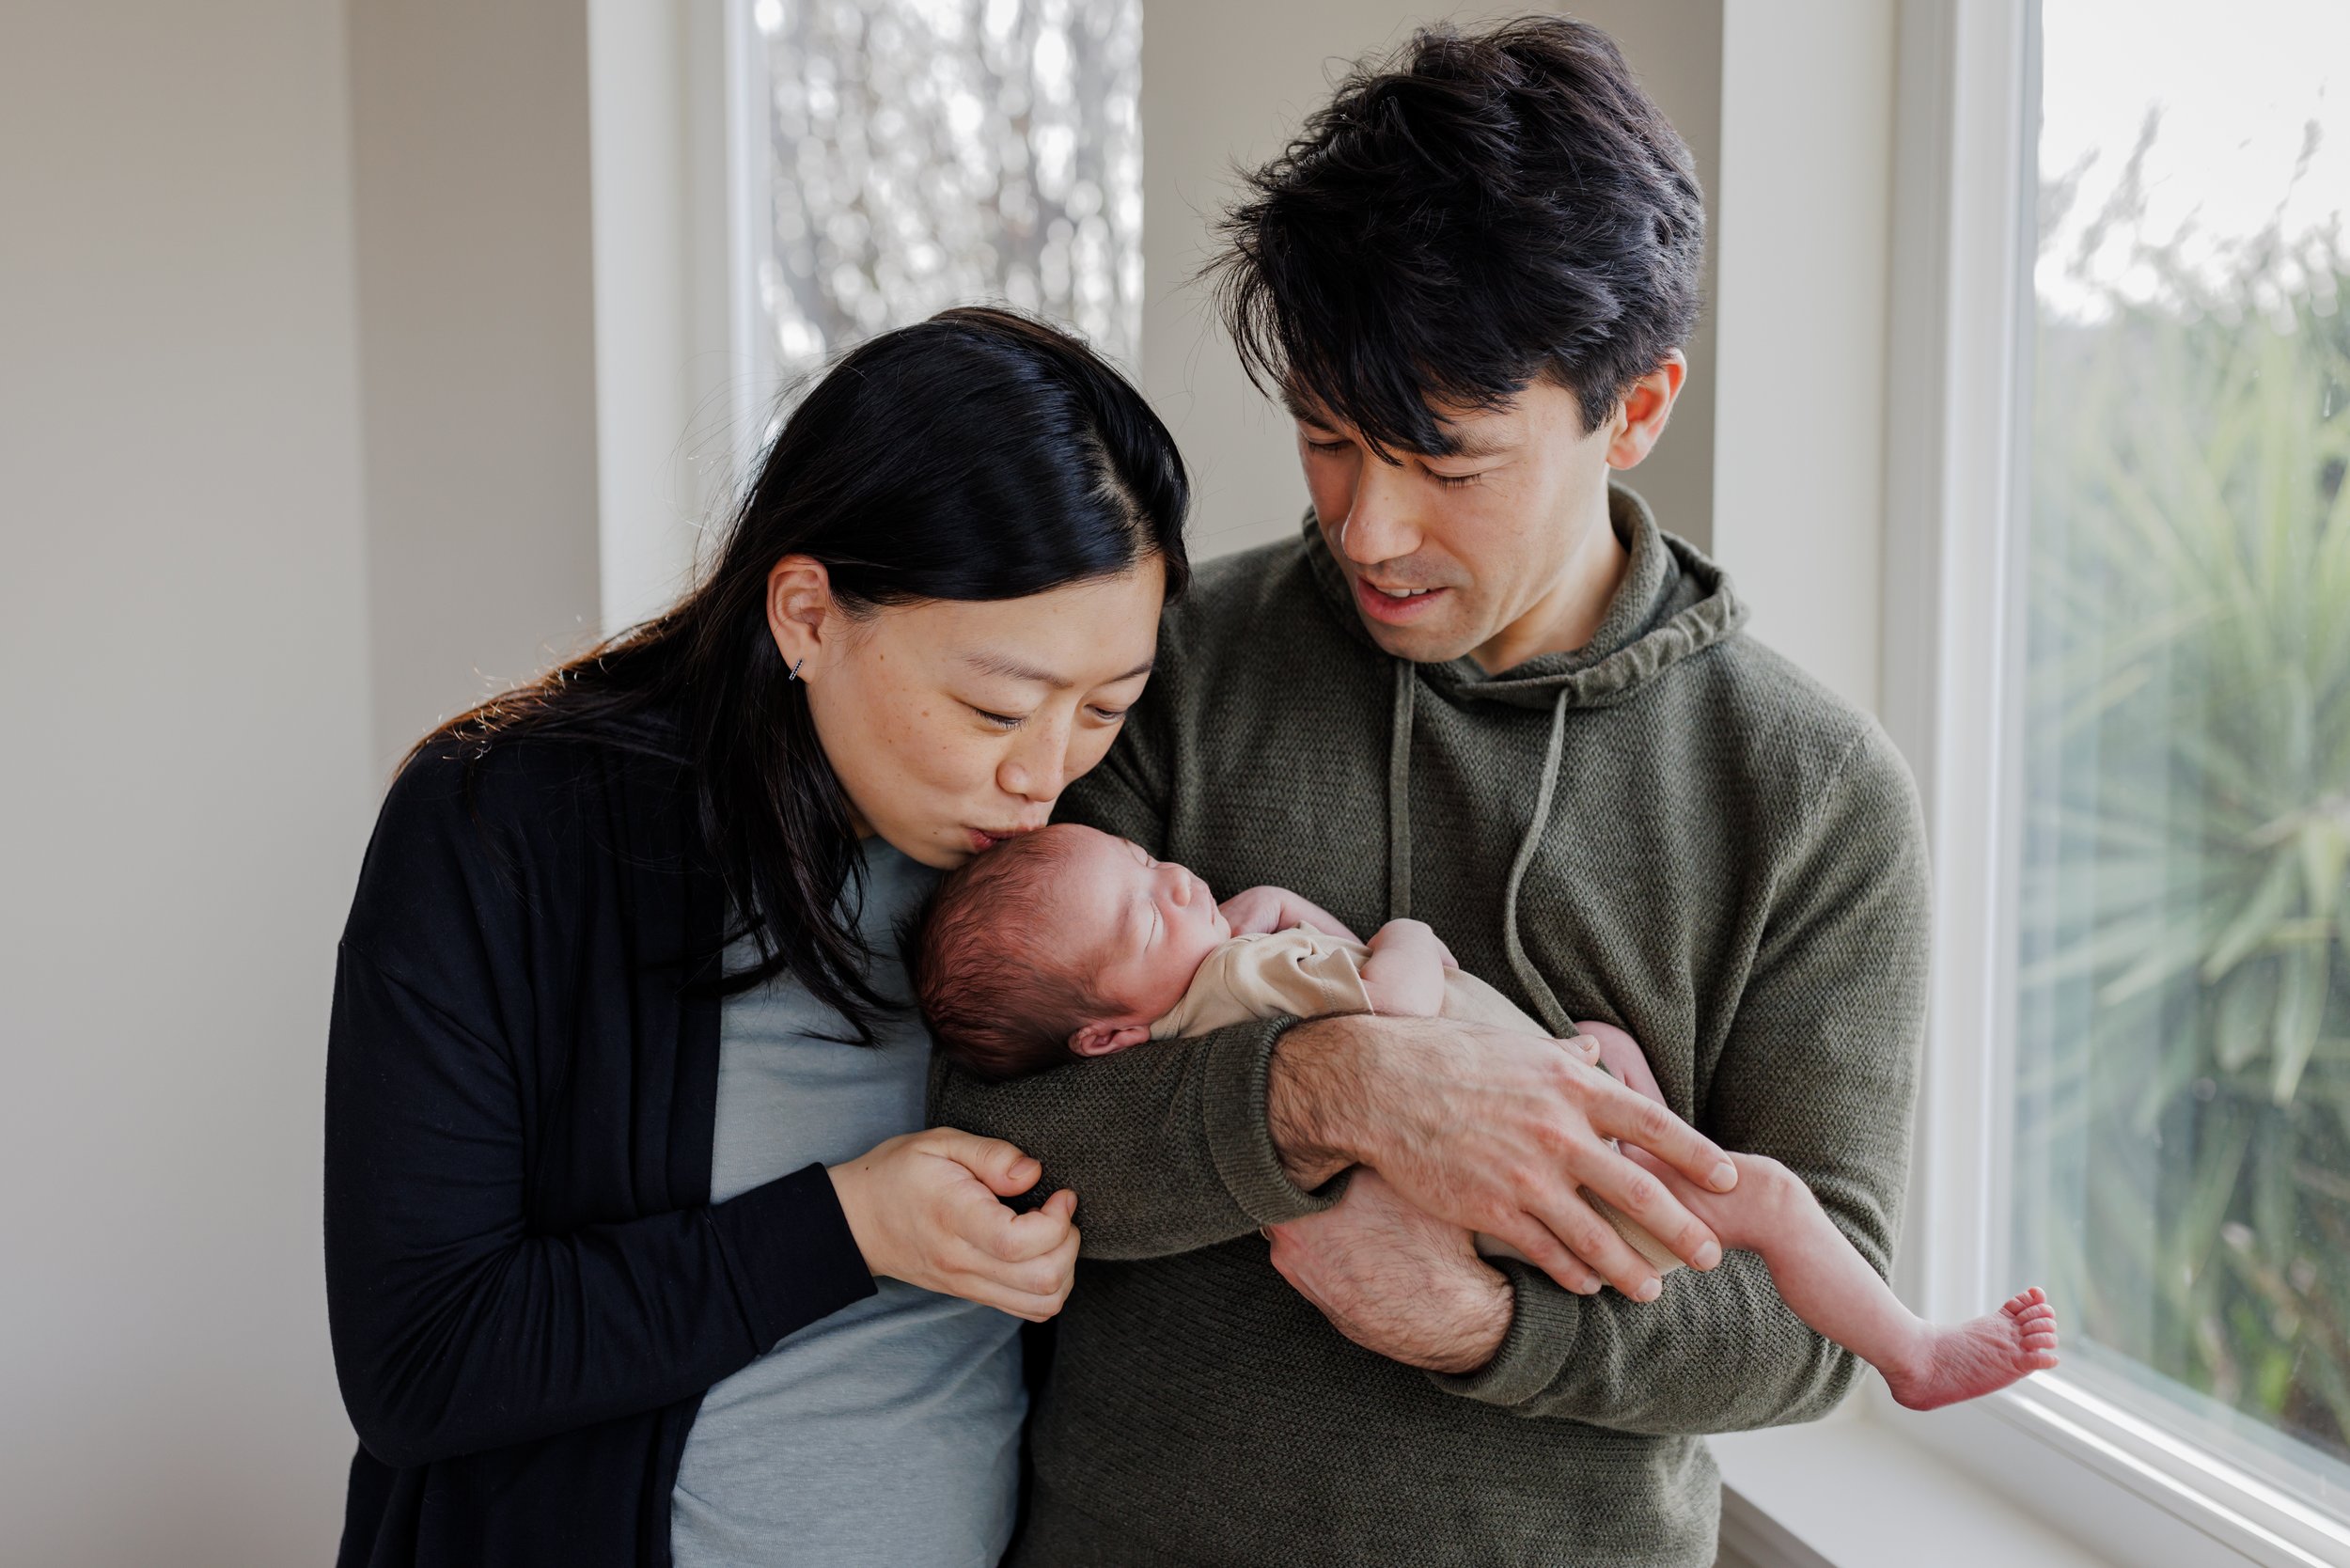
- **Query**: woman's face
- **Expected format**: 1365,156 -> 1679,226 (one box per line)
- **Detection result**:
771,555 -> 1167,870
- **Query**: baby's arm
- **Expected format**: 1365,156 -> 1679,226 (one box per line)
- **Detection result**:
1578,1020 -> 1665,1103
1218,885 -> 1359,940
1357,919 -> 1454,1018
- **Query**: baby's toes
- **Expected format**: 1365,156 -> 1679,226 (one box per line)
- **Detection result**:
2002,1287 -> 2046,1318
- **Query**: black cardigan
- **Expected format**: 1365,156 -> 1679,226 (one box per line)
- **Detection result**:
324,729 -> 877,1567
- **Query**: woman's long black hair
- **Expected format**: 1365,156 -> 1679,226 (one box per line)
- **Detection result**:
415,306 -> 1191,1043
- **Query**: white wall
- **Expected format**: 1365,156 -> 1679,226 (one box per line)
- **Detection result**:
1710,0 -> 1898,715
1140,0 -> 1725,563
0,3 -> 372,1561
349,0 -> 604,772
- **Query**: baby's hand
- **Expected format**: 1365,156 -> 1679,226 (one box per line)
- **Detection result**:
1360,918 -> 1452,1017
1220,886 -> 1360,940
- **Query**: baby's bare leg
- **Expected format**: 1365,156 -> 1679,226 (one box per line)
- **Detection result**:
1574,1027 -> 2061,1409
1623,1143 -> 2059,1408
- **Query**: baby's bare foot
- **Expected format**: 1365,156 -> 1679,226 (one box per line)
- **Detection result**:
1885,1287 -> 2060,1412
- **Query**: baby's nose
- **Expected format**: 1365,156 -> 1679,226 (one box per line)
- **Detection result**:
1164,865 -> 1192,904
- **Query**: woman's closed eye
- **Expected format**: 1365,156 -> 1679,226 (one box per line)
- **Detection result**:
967,701 -> 1129,729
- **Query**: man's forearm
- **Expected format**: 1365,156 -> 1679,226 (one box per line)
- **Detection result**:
1428,1277 -> 1513,1373
1264,1168 -> 1516,1374
1433,1251 -> 1864,1434
931,1016 -> 1345,1260
1265,1016 -> 1376,1187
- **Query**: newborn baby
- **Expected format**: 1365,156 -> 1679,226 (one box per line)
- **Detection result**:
913,823 -> 2060,1412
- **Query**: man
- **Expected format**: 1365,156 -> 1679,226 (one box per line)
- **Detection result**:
935,17 -> 1929,1565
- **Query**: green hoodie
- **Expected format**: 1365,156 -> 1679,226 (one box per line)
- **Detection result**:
933,485 -> 1930,1567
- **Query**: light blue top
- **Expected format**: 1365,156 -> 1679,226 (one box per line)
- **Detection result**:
670,839 -> 1026,1568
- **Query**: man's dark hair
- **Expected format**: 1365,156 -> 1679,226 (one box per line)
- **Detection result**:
1210,15 -> 1703,452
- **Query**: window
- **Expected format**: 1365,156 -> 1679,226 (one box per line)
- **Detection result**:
2009,0 -> 2350,1523
743,0 -> 1142,395
1878,1 -> 2350,1557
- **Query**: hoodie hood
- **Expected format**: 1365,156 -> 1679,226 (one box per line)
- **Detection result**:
1302,480 -> 1747,712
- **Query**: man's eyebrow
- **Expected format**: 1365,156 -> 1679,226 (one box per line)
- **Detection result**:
1432,427 -> 1512,461
959,651 -> 1154,688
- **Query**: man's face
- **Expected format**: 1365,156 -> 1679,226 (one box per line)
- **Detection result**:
1291,374 -> 1656,669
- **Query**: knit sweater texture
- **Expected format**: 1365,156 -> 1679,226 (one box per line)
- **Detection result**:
933,486 -> 1931,1567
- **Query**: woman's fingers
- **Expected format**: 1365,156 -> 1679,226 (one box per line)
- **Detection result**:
922,1128 -> 1045,1198
946,1226 -> 1078,1320
940,1170 -> 1075,1264
986,1191 -> 1080,1262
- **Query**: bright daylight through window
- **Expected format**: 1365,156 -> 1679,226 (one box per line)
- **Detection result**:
748,0 -> 1142,385
2012,0 -> 2350,1518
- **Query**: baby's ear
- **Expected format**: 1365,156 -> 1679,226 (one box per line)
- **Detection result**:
1069,1021 -> 1152,1057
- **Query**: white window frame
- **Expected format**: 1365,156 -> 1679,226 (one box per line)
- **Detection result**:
585,0 -> 776,636
1875,3 -> 2350,1563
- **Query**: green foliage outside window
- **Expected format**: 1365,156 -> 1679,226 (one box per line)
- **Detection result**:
2016,158 -> 2350,1466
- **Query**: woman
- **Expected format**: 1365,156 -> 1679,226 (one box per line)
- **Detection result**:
324,307 -> 1189,1568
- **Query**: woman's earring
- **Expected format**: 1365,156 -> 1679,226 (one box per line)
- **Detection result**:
786,657 -> 806,682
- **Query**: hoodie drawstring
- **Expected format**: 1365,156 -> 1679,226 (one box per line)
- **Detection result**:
1386,663 -> 1574,1037
1386,659 -> 1416,922
1500,688 -> 1576,1037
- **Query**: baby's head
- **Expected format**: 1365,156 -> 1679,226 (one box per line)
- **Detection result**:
911,823 -> 1231,1078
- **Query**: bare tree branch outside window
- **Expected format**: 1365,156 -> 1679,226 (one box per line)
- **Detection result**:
751,0 -> 1143,387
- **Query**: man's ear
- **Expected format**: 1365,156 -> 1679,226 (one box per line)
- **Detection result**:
1069,1021 -> 1153,1057
1604,349 -> 1686,471
766,555 -> 838,677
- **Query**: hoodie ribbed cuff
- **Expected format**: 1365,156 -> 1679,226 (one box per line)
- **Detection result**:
1426,1259 -> 1583,1408
1199,1012 -> 1351,1227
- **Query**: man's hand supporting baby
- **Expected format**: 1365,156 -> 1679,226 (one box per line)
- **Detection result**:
1267,1168 -> 1512,1373
1262,1011 -> 1738,1370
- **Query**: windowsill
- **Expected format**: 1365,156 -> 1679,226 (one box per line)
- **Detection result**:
1712,1393 -> 2118,1568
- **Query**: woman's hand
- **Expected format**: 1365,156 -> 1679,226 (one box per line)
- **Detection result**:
827,1129 -> 1079,1322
